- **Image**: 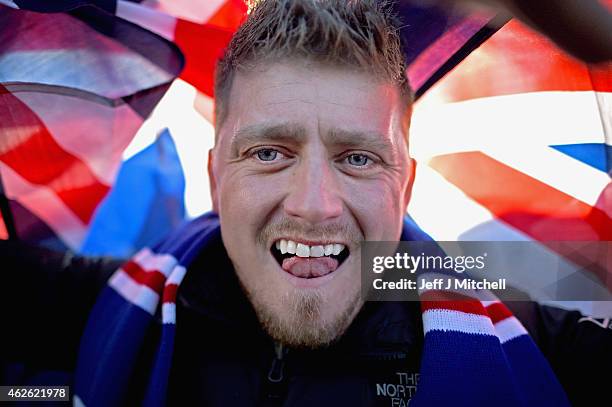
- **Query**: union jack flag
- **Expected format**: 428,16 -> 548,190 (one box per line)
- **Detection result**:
0,0 -> 502,255
408,18 -> 612,313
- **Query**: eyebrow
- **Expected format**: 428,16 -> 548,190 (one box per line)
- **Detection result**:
230,122 -> 397,156
327,128 -> 396,154
230,122 -> 307,154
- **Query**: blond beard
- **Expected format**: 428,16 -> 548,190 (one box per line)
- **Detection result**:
241,282 -> 364,349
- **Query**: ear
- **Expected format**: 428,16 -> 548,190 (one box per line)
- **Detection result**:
402,157 -> 417,212
208,149 -> 220,213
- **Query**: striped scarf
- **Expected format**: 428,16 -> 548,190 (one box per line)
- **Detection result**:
74,212 -> 570,406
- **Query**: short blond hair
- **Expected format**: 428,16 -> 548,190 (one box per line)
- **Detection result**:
214,0 -> 413,134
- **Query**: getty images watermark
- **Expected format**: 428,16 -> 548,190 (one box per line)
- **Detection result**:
371,251 -> 501,291
360,241 -> 612,302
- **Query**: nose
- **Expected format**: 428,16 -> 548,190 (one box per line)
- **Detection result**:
283,154 -> 343,224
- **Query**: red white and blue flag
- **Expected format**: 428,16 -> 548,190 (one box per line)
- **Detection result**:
408,17 -> 611,311
0,0 -> 503,255
0,0 -> 185,252
410,19 -> 611,240
0,0 -> 609,285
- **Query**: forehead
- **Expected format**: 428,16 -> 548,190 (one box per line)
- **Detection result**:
218,61 -> 406,146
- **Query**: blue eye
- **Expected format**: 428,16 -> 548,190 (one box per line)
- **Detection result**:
347,153 -> 369,166
256,149 -> 279,161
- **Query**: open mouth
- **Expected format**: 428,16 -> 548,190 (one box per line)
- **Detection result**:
271,239 -> 350,279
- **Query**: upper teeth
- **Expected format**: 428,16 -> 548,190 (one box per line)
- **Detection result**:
275,240 -> 345,258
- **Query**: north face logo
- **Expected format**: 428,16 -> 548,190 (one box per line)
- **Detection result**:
374,372 -> 419,406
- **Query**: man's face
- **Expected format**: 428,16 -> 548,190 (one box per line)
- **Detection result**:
210,61 -> 414,348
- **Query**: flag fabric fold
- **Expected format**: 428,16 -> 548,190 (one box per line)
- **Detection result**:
81,128 -> 186,258
0,2 -> 184,249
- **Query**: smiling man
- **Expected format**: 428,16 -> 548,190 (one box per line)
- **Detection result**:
2,0 -> 612,406
199,0 -> 417,352
210,1 -> 415,346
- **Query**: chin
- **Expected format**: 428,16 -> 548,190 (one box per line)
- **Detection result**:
257,287 -> 364,349
235,255 -> 364,349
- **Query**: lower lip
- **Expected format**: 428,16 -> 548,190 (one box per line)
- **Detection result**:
274,255 -> 347,289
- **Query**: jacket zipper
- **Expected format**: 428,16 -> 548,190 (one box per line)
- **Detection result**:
260,342 -> 288,406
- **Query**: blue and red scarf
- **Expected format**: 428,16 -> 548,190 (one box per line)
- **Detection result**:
74,212 -> 570,406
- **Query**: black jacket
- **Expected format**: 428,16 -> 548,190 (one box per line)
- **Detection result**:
1,237 -> 611,406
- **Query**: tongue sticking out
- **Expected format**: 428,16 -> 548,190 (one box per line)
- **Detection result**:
282,256 -> 339,278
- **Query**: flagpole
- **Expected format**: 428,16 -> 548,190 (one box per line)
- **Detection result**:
0,169 -> 18,240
